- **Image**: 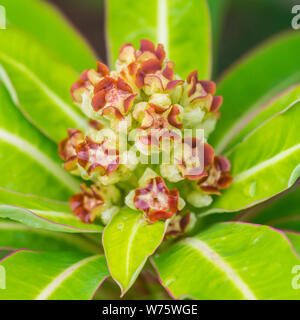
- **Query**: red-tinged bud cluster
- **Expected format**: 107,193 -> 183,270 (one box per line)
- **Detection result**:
133,101 -> 182,153
198,156 -> 233,195
166,212 -> 192,237
117,40 -> 183,94
184,71 -> 223,114
92,77 -> 137,119
58,129 -> 84,173
133,102 -> 182,131
71,62 -> 110,103
70,184 -> 105,223
76,136 -> 119,177
59,39 -> 232,226
58,126 -> 126,185
176,137 -> 215,181
134,177 -> 179,222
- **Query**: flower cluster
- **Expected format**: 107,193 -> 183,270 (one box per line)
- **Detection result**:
59,39 -> 232,227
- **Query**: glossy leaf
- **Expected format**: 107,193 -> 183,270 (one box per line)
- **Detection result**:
223,84 -> 300,154
201,102 -> 300,215
1,0 -> 97,72
210,32 -> 300,153
0,83 -> 101,232
240,187 -> 300,232
0,82 -> 79,200
207,0 -> 228,44
106,0 -> 212,79
286,231 -> 300,256
0,188 -> 103,233
152,222 -> 300,299
0,28 -> 87,142
0,250 -> 108,300
0,250 -> 10,260
103,207 -> 167,295
207,0 -> 228,74
0,221 -> 101,253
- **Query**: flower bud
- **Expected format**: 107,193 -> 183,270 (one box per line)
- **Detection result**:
180,71 -> 223,137
198,155 -> 233,195
70,183 -> 120,223
160,137 -> 214,182
125,169 -> 184,222
166,212 -> 196,236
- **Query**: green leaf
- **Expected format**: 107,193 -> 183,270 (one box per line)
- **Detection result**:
201,101 -> 300,215
0,28 -> 87,142
225,84 -> 300,154
102,207 -> 167,295
240,187 -> 300,232
285,231 -> 300,256
1,0 -> 97,72
210,32 -> 300,153
0,250 -> 108,300
0,250 -> 10,260
207,0 -> 228,44
0,82 -> 79,200
0,83 -> 101,232
207,0 -> 228,74
0,188 -> 103,233
0,221 -> 101,253
152,222 -> 300,299
106,0 -> 212,79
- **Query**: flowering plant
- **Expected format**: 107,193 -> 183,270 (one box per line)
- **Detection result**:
60,39 -> 231,228
0,0 -> 299,300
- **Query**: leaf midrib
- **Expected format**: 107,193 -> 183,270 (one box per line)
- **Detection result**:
215,70 -> 300,154
0,128 -> 79,193
125,218 -> 141,284
183,237 -> 257,300
0,205 -> 103,233
0,222 -> 100,253
233,143 -> 300,183
157,0 -> 169,53
35,254 -> 100,300
0,52 -> 86,131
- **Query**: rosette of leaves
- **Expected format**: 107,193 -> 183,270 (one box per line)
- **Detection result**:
0,0 -> 300,300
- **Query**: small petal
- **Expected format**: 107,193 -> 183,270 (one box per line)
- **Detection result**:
210,96 -> 223,112
140,39 -> 156,53
168,105 -> 183,129
119,43 -> 136,63
97,61 -> 110,76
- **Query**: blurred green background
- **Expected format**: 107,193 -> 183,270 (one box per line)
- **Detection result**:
47,0 -> 299,79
